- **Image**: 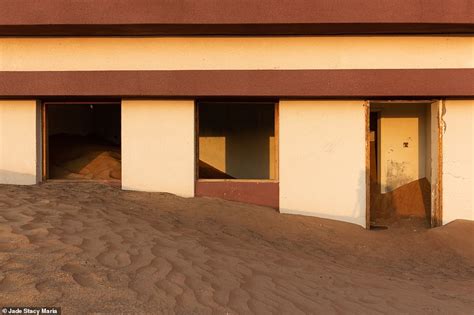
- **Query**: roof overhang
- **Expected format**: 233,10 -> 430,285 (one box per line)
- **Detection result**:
0,0 -> 473,36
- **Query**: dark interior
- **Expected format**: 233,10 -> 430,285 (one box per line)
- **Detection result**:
46,103 -> 121,180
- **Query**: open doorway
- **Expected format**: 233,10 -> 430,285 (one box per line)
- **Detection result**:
42,102 -> 121,182
369,101 -> 440,229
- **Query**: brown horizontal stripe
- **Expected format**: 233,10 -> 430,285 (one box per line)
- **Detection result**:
0,0 -> 472,35
0,70 -> 472,98
196,181 -> 279,209
1,23 -> 473,36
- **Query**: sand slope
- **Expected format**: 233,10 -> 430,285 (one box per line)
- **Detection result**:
371,178 -> 432,227
49,134 -> 121,180
0,183 -> 472,314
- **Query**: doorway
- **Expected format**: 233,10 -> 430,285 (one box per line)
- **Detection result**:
368,101 -> 441,229
42,102 -> 121,182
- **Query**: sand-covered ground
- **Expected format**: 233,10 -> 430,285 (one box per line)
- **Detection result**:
0,183 -> 473,314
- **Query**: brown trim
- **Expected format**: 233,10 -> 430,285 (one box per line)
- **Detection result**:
364,101 -> 371,229
432,100 -> 444,227
195,181 -> 279,209
0,24 -> 473,36
438,100 -> 444,226
41,102 -> 48,180
42,101 -> 121,106
1,69 -> 473,98
274,102 -> 279,181
0,0 -> 472,35
194,101 -> 200,184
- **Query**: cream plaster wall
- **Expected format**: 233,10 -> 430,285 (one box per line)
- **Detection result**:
279,100 -> 366,227
372,103 -> 429,193
121,100 -> 195,197
443,100 -> 474,224
0,37 -> 472,71
0,100 -> 39,185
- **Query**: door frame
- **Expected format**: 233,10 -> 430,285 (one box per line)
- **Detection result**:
365,100 -> 443,229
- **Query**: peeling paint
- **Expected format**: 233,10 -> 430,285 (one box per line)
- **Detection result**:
441,100 -> 447,134
386,160 -> 413,192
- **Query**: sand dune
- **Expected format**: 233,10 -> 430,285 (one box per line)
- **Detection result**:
0,183 -> 472,313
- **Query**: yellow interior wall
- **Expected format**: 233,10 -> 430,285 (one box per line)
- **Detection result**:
199,136 -> 226,172
372,103 -> 430,193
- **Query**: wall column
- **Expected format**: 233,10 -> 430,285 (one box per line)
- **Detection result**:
122,100 -> 195,197
442,100 -> 474,224
279,100 -> 366,227
0,100 -> 40,185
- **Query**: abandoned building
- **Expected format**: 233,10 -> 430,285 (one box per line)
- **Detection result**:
0,1 -> 472,229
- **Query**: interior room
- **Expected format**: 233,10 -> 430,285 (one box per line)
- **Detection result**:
45,102 -> 121,181
197,102 -> 277,180
369,102 -> 436,228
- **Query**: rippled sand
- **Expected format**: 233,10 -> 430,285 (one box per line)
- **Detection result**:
0,182 -> 472,314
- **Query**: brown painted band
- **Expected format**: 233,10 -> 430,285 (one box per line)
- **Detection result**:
195,181 -> 279,209
2,0 -> 472,24
0,0 -> 472,35
0,69 -> 472,98
1,23 -> 473,36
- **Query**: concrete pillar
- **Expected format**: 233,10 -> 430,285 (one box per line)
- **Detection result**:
279,100 -> 366,227
122,100 -> 195,197
0,100 -> 40,185
443,99 -> 474,224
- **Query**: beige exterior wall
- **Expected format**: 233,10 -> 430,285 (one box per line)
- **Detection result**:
443,100 -> 474,224
279,100 -> 366,227
0,100 -> 39,185
372,103 -> 429,193
0,37 -> 472,71
121,100 -> 195,197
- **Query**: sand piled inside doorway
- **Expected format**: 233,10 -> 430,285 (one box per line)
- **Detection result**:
49,134 -> 121,180
371,178 -> 431,223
